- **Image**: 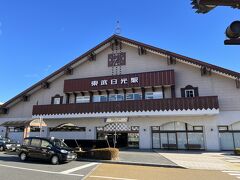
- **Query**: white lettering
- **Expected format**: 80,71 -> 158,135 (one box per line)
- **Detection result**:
121,78 -> 128,84
131,77 -> 139,84
101,80 -> 108,86
91,80 -> 98,86
111,79 -> 118,85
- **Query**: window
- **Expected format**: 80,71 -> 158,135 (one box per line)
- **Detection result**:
76,96 -> 90,103
9,127 -> 24,132
49,127 -> 86,132
93,95 -> 108,102
53,97 -> 61,104
193,126 -> 203,131
145,92 -> 163,99
185,89 -> 195,97
30,139 -> 41,147
51,94 -> 63,104
126,93 -> 142,100
30,127 -> 40,132
23,139 -> 30,146
109,94 -> 124,101
218,126 -> 228,131
181,85 -> 199,98
41,140 -> 52,148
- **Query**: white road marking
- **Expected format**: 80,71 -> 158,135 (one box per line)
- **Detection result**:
222,170 -> 240,179
222,171 -> 240,173
89,175 -> 137,180
229,173 -> 240,176
60,162 -> 98,174
0,163 -> 84,177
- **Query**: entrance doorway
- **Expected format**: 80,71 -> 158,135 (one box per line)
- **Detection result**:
106,132 -> 128,148
96,123 -> 139,148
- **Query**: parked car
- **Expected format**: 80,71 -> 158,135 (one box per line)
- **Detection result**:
18,137 -> 77,165
0,137 -> 21,151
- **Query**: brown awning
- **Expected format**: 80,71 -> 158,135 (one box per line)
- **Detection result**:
0,118 -> 47,127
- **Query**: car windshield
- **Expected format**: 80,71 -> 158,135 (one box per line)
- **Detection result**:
51,139 -> 68,148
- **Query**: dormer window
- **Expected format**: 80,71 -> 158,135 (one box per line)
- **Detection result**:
181,85 -> 199,98
51,94 -> 63,104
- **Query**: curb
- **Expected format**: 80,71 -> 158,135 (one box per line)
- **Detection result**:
77,158 -> 184,169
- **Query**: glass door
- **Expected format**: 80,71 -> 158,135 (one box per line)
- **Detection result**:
177,132 -> 187,149
168,133 -> 177,149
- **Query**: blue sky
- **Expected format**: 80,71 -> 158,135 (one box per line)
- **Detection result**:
0,1 -> 239,103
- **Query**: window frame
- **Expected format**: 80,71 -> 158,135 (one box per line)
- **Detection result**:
76,95 -> 90,103
185,89 -> 195,98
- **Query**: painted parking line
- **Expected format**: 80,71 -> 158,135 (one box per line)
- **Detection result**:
0,163 -> 84,177
60,162 -> 99,174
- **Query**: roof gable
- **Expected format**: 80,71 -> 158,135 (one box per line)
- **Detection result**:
1,34 -> 239,108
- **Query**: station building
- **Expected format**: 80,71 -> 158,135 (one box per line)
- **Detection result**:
0,35 -> 240,150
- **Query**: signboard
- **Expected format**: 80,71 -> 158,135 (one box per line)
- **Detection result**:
64,70 -> 175,92
105,117 -> 128,123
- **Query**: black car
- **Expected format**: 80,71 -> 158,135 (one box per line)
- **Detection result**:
0,137 -> 21,151
18,137 -> 77,165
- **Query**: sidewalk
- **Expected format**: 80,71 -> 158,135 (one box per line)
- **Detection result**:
156,150 -> 240,171
80,149 -> 180,168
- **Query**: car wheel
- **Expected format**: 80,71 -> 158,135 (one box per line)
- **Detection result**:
20,152 -> 27,161
51,155 -> 59,165
0,146 -> 4,151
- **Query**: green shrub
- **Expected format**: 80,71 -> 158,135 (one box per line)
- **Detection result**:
76,148 -> 119,160
234,148 -> 240,155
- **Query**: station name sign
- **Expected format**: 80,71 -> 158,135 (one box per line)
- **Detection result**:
64,70 -> 175,92
90,76 -> 139,87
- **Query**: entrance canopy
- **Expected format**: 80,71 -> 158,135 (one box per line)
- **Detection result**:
0,118 -> 47,127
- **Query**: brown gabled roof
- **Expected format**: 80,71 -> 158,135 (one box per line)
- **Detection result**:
1,34 -> 239,108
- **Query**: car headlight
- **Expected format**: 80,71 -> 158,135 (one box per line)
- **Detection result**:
60,149 -> 68,154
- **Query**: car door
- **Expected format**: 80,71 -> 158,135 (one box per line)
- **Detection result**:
28,138 -> 41,158
40,140 -> 53,160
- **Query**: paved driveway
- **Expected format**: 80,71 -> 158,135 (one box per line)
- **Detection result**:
156,150 -> 240,171
0,152 -> 98,180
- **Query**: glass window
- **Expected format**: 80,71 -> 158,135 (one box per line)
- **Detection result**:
93,95 -> 108,102
9,127 -> 24,132
145,92 -> 163,99
152,133 -> 160,148
30,127 -> 40,132
49,127 -> 86,132
219,132 -> 234,150
185,89 -> 195,97
30,139 -> 41,147
41,140 -> 52,148
76,96 -> 90,103
23,139 -> 30,146
126,93 -> 142,100
53,97 -> 61,104
193,126 -> 203,131
152,126 -> 160,131
218,126 -> 228,131
109,94 -> 124,101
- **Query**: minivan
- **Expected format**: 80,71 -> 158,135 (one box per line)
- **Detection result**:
18,137 -> 77,165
